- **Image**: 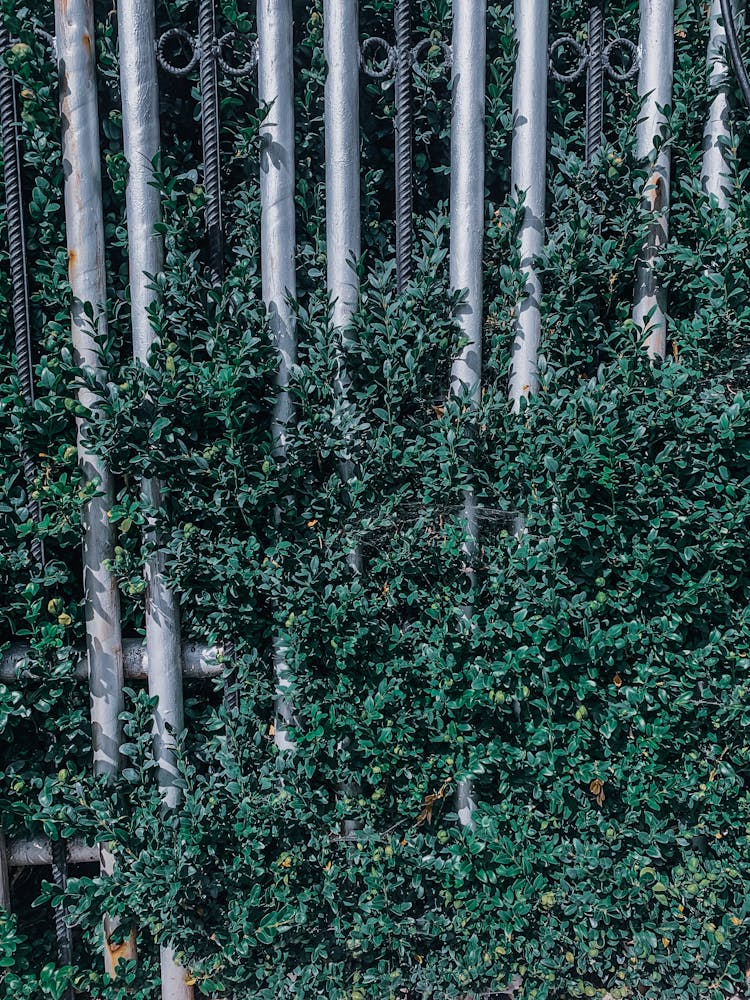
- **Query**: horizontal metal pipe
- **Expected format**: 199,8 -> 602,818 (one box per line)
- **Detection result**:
8,837 -> 98,868
632,0 -> 674,359
509,0 -> 549,408
55,0 -> 125,781
0,641 -> 224,683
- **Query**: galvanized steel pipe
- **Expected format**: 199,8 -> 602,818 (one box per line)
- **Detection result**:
55,0 -> 124,781
632,0 -> 674,360
449,0 -> 486,830
258,0 -> 298,750
118,0 -> 186,819
702,0 -> 738,207
509,0 -> 549,407
118,1 -> 190,990
324,0 -> 361,333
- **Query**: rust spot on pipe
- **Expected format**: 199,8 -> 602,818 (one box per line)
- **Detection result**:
104,927 -> 137,978
646,172 -> 663,212
68,248 -> 76,271
82,32 -> 91,55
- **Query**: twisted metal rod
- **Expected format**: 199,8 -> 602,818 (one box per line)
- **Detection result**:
0,24 -> 44,566
0,27 -> 71,976
198,0 -> 223,282
585,0 -> 605,161
394,0 -> 413,291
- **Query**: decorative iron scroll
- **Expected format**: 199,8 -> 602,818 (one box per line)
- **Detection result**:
157,0 -> 257,282
549,0 -> 639,162
361,0 -> 451,291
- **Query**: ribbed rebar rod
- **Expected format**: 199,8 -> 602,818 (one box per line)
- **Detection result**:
449,0 -> 486,828
632,0 -> 674,360
586,0 -> 606,162
394,0 -> 413,291
199,0 -> 223,282
118,0 -> 190,992
702,0 -> 739,207
509,0 -> 549,407
258,0 -> 298,750
0,24 -> 44,565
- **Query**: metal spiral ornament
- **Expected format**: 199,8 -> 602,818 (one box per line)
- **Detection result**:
549,1 -> 638,160
198,0 -> 223,282
0,24 -> 44,566
394,0 -> 413,291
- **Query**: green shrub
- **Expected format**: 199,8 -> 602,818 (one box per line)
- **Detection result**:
1,0 -> 749,997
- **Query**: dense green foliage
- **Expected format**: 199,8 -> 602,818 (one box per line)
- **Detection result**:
1,0 -> 750,996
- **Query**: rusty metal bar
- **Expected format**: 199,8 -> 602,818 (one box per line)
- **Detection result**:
509,0 -> 549,408
257,0 -> 298,751
702,0 -> 740,207
632,0 -> 674,360
450,0 -> 486,830
0,641 -> 223,684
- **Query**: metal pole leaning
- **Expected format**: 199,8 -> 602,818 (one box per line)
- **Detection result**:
632,0 -> 674,360
509,0 -> 549,408
117,0 -> 191,995
257,0 -> 297,751
702,0 -> 739,207
449,0 -> 486,831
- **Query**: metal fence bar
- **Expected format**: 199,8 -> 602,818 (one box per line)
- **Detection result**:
0,22 -> 44,566
632,0 -> 674,360
198,0 -> 223,281
118,0 -> 190,991
257,0 -> 298,751
450,0 -> 486,830
324,0 -> 360,334
0,832 -> 9,911
509,0 -> 549,408
702,0 -> 739,207
394,0 -> 413,290
55,0 -> 124,783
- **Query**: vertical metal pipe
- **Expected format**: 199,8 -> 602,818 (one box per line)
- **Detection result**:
632,0 -> 674,360
199,0 -> 223,282
0,23 -> 44,565
257,0 -> 297,750
509,0 -> 549,408
586,1 -> 606,162
394,0 -> 413,290
55,0 -> 124,781
450,0 -> 486,831
118,0 -> 190,994
324,0 -> 360,334
702,0 -> 738,207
